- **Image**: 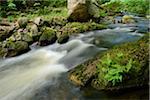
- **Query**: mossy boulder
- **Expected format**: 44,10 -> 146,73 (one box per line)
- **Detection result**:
39,28 -> 57,46
69,34 -> 149,90
0,41 -> 30,58
57,33 -> 69,44
17,17 -> 29,28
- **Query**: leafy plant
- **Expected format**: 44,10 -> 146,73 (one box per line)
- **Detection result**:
97,52 -> 133,86
7,0 -> 16,10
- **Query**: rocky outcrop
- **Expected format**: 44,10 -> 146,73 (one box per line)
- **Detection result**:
67,0 -> 100,22
0,16 -> 107,58
68,33 -> 149,90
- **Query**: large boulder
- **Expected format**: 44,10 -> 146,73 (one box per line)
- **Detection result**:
67,0 -> 100,22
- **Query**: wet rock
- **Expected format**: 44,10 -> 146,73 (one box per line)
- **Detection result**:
39,28 -> 57,46
69,57 -> 98,86
122,15 -> 135,24
67,0 -> 100,22
69,34 -> 149,90
17,17 -> 29,28
57,33 -> 69,44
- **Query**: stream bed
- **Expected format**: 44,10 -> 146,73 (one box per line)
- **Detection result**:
0,16 -> 149,100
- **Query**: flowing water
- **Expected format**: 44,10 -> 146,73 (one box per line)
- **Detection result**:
0,16 -> 149,100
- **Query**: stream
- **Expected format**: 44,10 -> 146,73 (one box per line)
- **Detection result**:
0,16 -> 149,100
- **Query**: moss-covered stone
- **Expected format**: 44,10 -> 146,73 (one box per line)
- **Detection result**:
48,17 -> 68,27
69,57 -> 98,86
8,31 -> 33,44
0,40 -> 30,58
17,17 -> 28,28
39,27 -> 57,46
68,33 -> 149,90
57,33 -> 69,44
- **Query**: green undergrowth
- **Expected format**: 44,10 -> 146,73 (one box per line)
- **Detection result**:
101,0 -> 149,16
92,33 -> 149,89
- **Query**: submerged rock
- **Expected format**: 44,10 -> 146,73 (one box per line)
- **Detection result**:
122,15 -> 135,24
39,28 -> 57,46
69,33 -> 149,90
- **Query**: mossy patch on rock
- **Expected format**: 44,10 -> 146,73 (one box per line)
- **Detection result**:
57,34 -> 69,44
68,33 -> 149,90
48,17 -> 68,27
39,27 -> 57,46
61,22 -> 107,35
8,31 -> 33,44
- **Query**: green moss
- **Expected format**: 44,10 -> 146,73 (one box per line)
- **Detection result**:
39,27 -> 57,46
62,22 -> 107,35
92,34 -> 149,90
39,27 -> 56,40
48,16 -> 68,27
